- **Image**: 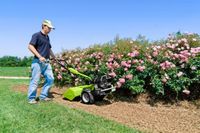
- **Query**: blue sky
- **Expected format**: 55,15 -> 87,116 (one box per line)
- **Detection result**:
0,0 -> 200,57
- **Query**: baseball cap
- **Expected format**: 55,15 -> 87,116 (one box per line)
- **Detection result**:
42,19 -> 55,29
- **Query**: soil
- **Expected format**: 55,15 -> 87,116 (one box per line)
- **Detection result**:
13,85 -> 200,133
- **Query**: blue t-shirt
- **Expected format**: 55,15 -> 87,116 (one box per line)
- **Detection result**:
29,31 -> 52,59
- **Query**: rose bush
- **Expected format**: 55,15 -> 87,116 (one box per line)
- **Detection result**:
52,32 -> 200,100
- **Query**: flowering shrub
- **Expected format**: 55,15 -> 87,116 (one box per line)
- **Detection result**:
52,33 -> 200,100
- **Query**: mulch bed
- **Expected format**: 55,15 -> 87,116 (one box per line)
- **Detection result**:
13,85 -> 200,133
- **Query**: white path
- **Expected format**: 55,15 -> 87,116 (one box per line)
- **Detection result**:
0,76 -> 30,79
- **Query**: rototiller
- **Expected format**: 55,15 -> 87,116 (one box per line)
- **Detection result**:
55,59 -> 115,104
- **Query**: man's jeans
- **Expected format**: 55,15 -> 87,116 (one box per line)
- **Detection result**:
28,58 -> 54,101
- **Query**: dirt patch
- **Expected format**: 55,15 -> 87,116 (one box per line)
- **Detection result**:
13,85 -> 200,133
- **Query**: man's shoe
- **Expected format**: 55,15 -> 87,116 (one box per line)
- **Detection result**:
40,97 -> 52,102
28,99 -> 38,104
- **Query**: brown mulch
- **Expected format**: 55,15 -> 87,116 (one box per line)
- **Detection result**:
13,85 -> 200,133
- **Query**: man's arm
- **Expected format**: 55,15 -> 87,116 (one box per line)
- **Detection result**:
28,44 -> 46,62
50,49 -> 56,59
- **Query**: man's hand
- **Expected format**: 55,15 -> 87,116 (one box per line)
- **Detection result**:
28,44 -> 46,62
39,56 -> 46,62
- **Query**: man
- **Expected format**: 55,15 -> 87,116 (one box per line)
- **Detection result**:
28,20 -> 56,104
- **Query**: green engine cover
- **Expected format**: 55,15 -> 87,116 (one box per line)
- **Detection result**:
63,84 -> 94,100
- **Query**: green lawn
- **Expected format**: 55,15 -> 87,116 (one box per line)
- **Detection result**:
0,79 -> 140,133
0,67 -> 30,77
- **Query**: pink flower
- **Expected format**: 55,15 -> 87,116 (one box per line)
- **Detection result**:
85,61 -> 90,65
54,68 -> 58,72
181,38 -> 187,43
77,67 -> 81,71
124,68 -> 128,71
160,61 -> 175,70
106,62 -> 113,70
53,63 -> 57,66
119,78 -> 125,84
152,47 -> 157,51
191,66 -> 196,70
120,61 -> 131,68
153,61 -> 158,65
108,58 -> 114,62
156,46 -> 161,49
177,72 -> 183,77
117,54 -> 123,59
113,61 -> 120,68
173,54 -> 179,59
125,74 -> 133,80
152,51 -> 158,57
191,47 -> 200,55
75,58 -> 80,62
178,54 -> 189,63
116,82 -> 122,88
180,50 -> 191,57
161,78 -> 167,83
136,66 -> 146,72
121,61 -> 127,67
91,52 -> 103,59
61,67 -> 66,72
60,61 -> 65,66
57,74 -> 62,80
181,64 -> 185,68
108,72 -> 116,77
110,53 -> 115,58
180,47 -> 184,50
139,60 -> 144,64
98,52 -> 103,57
192,38 -> 197,41
126,64 -> 131,68
127,50 -> 139,57
146,55 -> 152,59
132,59 -> 139,64
168,44 -> 176,50
182,89 -> 190,95
127,60 -> 132,64
164,73 -> 170,80
147,59 -> 153,64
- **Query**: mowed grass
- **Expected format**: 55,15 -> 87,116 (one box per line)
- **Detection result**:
0,79 -> 140,133
0,67 -> 30,77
